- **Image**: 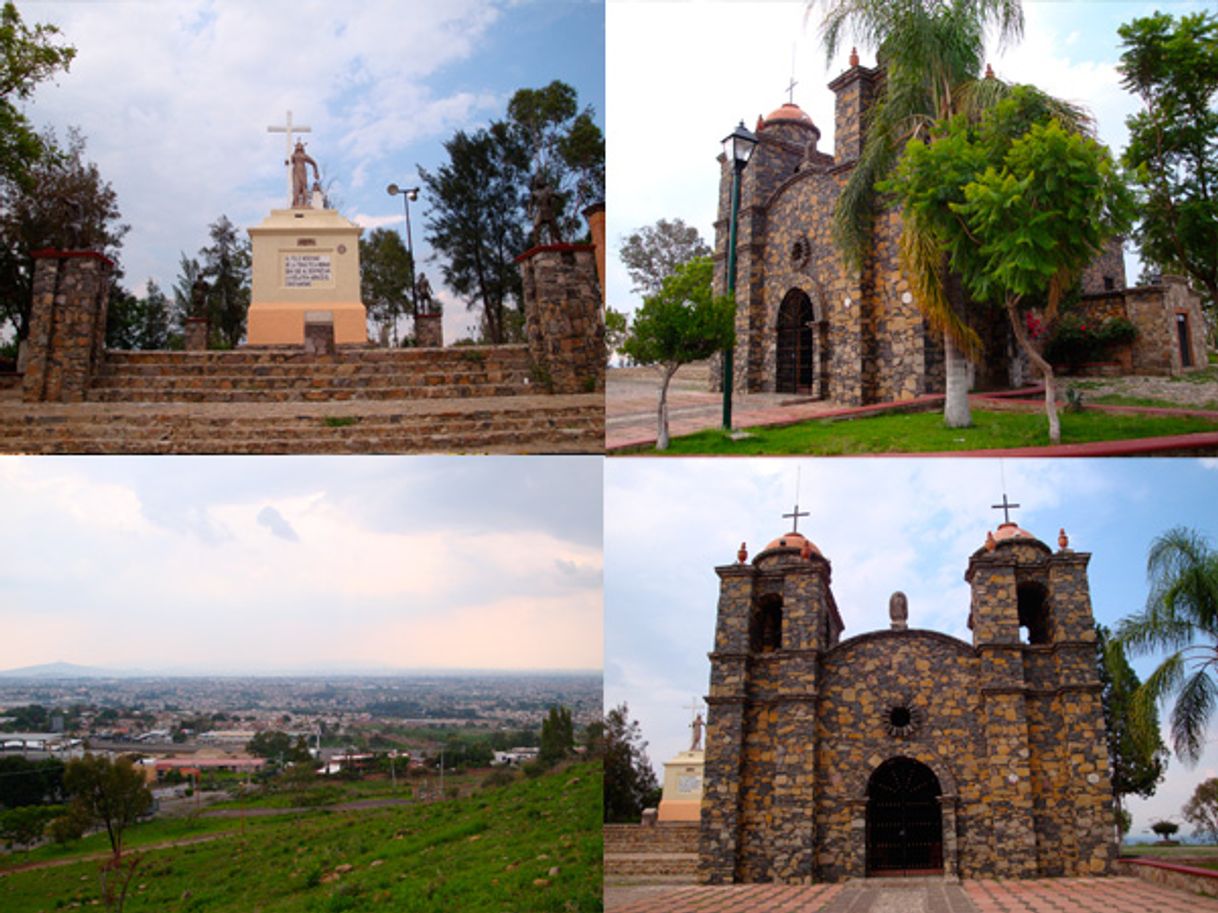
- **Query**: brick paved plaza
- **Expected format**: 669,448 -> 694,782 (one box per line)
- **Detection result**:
605,878 -> 1218,913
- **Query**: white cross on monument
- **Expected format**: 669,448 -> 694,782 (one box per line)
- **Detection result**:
267,109 -> 311,203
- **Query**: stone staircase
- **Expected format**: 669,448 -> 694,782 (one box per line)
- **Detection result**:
0,394 -> 603,454
87,345 -> 539,403
604,823 -> 700,878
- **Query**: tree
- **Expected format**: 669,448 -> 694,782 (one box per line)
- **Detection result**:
0,2 -> 75,188
1118,527 -> 1218,765
622,256 -> 736,450
505,80 -> 605,237
815,0 -> 1029,428
246,730 -> 309,762
0,804 -> 60,848
420,126 -> 526,344
137,280 -> 171,350
359,227 -> 413,344
1185,779 -> 1218,844
1150,819 -> 1180,842
63,754 -> 151,858
1097,624 -> 1167,823
1118,11 -> 1218,318
0,127 -> 128,342
604,306 -> 628,364
170,253 -> 204,337
0,756 -> 65,808
198,215 -> 251,348
603,703 -> 661,823
618,218 -> 710,297
883,89 -> 1132,443
539,705 -> 574,767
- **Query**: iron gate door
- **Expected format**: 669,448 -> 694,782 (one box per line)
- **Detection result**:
866,757 -> 943,876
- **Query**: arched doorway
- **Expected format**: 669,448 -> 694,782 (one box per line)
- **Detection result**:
866,757 -> 943,876
776,290 -> 815,394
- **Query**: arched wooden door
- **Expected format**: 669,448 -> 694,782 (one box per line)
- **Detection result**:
776,290 -> 814,394
866,757 -> 943,876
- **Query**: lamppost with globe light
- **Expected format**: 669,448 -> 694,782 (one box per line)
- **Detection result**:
386,183 -> 419,346
721,121 -> 757,430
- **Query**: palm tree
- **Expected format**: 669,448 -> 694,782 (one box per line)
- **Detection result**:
1117,527 -> 1218,765
813,0 -> 1025,428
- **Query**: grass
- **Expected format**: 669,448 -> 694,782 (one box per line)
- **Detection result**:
1088,392 -> 1218,411
321,416 -> 359,428
0,761 -> 601,913
1122,843 -> 1218,871
637,408 -> 1218,455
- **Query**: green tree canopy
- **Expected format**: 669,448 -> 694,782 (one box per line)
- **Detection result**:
539,705 -> 575,767
618,218 -> 711,298
1118,11 -> 1218,316
1097,624 -> 1167,816
603,703 -> 660,824
63,754 -> 152,857
622,256 -> 735,449
359,226 -> 413,343
1118,527 -> 1218,765
1184,779 -> 1218,843
198,214 -> 251,348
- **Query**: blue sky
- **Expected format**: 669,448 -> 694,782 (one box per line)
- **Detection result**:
0,456 -> 603,674
15,0 -> 604,343
605,0 -> 1209,315
604,458 -> 1218,840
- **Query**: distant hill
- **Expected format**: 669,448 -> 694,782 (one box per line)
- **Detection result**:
0,661 -> 119,678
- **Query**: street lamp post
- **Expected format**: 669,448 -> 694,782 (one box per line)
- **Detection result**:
721,121 -> 757,430
386,183 -> 419,347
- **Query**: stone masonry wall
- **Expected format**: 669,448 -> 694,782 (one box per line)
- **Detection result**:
415,313 -> 443,349
517,244 -> 604,395
23,250 -> 113,403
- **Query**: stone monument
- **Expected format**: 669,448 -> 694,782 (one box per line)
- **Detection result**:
656,703 -> 706,822
246,114 -> 367,346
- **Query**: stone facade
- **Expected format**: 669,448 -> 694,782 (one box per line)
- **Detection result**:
517,243 -> 605,395
699,524 -> 1115,884
23,250 -> 113,403
1076,275 -> 1208,376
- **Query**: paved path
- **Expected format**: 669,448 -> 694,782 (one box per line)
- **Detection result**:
604,877 -> 1218,913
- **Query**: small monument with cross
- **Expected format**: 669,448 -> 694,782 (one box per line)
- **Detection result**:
656,696 -> 706,823
246,111 -> 368,346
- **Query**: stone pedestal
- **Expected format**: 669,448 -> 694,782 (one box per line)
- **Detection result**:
22,249 -> 113,403
415,313 -> 443,349
247,207 -> 367,345
516,243 -> 603,394
184,316 -> 209,351
657,749 -> 704,822
304,312 -> 335,355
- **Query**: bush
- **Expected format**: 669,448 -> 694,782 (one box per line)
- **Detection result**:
481,768 -> 517,790
0,804 -> 62,848
46,805 -> 89,845
1044,314 -> 1138,372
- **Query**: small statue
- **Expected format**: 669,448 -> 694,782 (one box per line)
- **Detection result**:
889,591 -> 908,631
690,712 -> 704,752
189,275 -> 210,318
288,140 -> 320,208
415,272 -> 438,316
526,172 -> 563,247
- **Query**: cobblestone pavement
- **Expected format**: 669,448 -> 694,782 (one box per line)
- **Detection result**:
604,878 -> 1218,913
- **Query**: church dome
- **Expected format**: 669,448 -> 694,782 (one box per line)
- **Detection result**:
992,521 -> 1035,543
761,530 -> 822,557
760,102 -> 821,138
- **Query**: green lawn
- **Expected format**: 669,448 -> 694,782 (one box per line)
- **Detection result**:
637,408 -> 1218,455
0,761 -> 601,913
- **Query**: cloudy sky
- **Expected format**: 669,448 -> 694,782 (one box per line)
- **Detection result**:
15,0 -> 604,342
605,457 -> 1218,840
0,456 -> 603,674
606,0 -> 1209,316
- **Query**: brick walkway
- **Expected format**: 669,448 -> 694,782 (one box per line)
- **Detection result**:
605,878 -> 1218,913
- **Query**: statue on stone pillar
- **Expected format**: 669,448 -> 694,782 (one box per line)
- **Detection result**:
526,172 -> 563,247
288,141 -> 320,208
415,272 -> 438,315
690,712 -> 704,751
189,275 -> 210,317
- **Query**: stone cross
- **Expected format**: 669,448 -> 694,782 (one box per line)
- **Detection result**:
991,493 -> 1021,525
267,110 -> 312,203
783,503 -> 809,533
785,75 -> 798,104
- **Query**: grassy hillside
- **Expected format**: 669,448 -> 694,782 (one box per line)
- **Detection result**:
0,761 -> 602,912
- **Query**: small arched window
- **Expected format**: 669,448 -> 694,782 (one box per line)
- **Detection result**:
1017,582 -> 1052,645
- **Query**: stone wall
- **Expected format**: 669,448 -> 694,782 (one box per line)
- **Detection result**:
1077,275 -> 1208,376
517,243 -> 604,395
22,250 -> 113,403
415,313 -> 443,349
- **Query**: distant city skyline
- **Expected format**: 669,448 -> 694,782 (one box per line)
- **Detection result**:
0,456 -> 603,674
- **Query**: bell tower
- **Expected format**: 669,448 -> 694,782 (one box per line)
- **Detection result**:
699,504 -> 844,883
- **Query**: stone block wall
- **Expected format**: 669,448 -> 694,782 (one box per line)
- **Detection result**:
23,250 -> 113,403
517,243 -> 604,395
1078,275 -> 1208,376
415,313 -> 443,349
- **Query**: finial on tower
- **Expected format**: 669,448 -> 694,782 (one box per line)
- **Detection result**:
738,542 -> 748,563
985,62 -> 995,79
850,47 -> 860,67
1058,528 -> 1069,550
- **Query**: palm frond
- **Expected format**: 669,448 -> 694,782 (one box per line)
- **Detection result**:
898,222 -> 983,358
1171,667 -> 1218,765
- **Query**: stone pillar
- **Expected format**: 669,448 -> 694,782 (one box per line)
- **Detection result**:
582,202 -> 606,305
22,249 -> 113,403
699,695 -> 745,883
516,243 -> 604,394
415,313 -> 443,348
184,316 -> 209,351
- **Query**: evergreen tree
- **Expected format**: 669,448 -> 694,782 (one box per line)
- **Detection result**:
359,227 -> 413,343
538,705 -> 574,767
198,215 -> 251,348
603,704 -> 660,823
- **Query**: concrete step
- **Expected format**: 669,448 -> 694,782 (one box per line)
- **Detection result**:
87,384 -> 533,403
604,853 -> 699,877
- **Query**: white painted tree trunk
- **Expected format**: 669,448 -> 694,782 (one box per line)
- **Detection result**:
943,333 -> 972,428
656,363 -> 678,451
1005,299 -> 1061,445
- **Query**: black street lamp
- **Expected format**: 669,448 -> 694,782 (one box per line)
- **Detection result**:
721,120 -> 757,430
386,183 -> 419,346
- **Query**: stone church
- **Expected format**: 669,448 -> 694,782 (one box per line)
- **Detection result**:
713,54 -> 1208,405
699,515 -> 1116,883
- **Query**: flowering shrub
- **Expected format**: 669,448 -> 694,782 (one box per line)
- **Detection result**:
1043,314 -> 1137,371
